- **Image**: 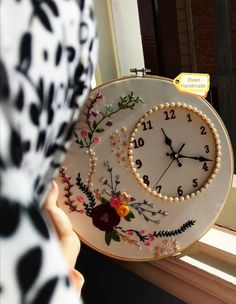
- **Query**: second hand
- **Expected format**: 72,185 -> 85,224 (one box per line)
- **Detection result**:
152,143 -> 186,191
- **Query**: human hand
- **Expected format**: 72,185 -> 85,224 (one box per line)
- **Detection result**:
44,180 -> 84,294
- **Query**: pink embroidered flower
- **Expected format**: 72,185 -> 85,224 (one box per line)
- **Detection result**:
127,231 -> 134,236
110,197 -> 121,209
79,210 -> 85,214
144,241 -> 151,247
119,192 -> 131,204
81,130 -> 88,138
76,195 -> 85,204
148,234 -> 155,241
94,136 -> 100,143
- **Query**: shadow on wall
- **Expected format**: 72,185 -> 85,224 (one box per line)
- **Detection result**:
76,244 -> 185,304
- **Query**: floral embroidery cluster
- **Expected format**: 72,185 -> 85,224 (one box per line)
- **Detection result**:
110,127 -> 129,166
153,239 -> 179,258
59,90 -> 196,257
74,91 -> 143,149
59,163 -> 196,254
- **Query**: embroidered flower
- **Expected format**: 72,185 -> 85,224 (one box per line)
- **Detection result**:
80,130 -> 88,138
119,192 -> 131,204
110,197 -> 121,209
153,239 -> 179,258
116,204 -> 130,217
106,120 -> 113,127
76,195 -> 85,204
93,136 -> 100,143
92,204 -> 121,232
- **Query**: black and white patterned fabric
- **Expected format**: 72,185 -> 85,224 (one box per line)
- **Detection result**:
0,1 -> 97,303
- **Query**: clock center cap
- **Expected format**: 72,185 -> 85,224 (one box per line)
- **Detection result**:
174,153 -> 179,159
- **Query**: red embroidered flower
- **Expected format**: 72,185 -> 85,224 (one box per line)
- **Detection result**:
92,204 -> 120,232
109,197 -> 121,209
80,130 -> 88,138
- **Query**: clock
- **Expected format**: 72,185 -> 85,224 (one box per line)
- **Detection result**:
128,102 -> 221,201
57,76 -> 233,261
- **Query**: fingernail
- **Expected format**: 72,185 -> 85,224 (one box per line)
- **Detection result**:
51,180 -> 57,192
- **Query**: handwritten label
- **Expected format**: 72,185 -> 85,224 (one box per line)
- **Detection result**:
173,73 -> 210,98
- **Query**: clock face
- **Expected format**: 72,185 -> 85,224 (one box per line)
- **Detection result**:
128,102 -> 221,201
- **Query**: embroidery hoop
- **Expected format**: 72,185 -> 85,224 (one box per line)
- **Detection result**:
57,75 -> 233,261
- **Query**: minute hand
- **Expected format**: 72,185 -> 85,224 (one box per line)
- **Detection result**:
178,154 -> 212,162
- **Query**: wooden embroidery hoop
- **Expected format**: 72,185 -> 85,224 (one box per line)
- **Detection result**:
57,75 -> 233,261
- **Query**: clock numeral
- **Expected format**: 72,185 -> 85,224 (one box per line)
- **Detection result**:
177,185 -> 183,196
187,114 -> 192,122
143,175 -> 150,186
192,178 -> 198,188
202,162 -> 209,171
200,126 -> 207,135
155,185 -> 162,193
204,145 -> 210,153
142,120 -> 153,131
135,159 -> 142,169
133,137 -> 144,148
164,109 -> 176,120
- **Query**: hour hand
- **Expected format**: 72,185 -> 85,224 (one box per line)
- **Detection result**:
178,154 -> 212,162
161,128 -> 175,153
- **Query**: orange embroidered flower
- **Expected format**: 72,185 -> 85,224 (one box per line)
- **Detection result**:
116,204 -> 130,217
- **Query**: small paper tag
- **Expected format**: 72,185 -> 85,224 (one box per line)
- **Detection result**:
173,73 -> 210,98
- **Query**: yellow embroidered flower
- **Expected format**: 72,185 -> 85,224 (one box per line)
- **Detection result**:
116,204 -> 130,217
119,192 -> 131,204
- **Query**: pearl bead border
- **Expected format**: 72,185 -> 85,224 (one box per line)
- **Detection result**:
127,102 -> 221,202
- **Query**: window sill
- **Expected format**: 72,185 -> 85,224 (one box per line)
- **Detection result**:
119,226 -> 236,304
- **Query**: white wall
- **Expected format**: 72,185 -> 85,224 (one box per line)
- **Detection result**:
110,0 -> 145,76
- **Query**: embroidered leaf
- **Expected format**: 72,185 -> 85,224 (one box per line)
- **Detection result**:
111,230 -> 120,242
105,231 -> 112,246
93,120 -> 97,129
88,132 -> 92,140
124,210 -> 135,222
17,246 -> 42,295
101,197 -> 109,205
95,128 -> 104,133
105,230 -> 120,246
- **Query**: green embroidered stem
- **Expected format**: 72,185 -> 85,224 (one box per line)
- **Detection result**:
130,201 -> 168,224
116,220 -> 196,243
75,91 -> 143,148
